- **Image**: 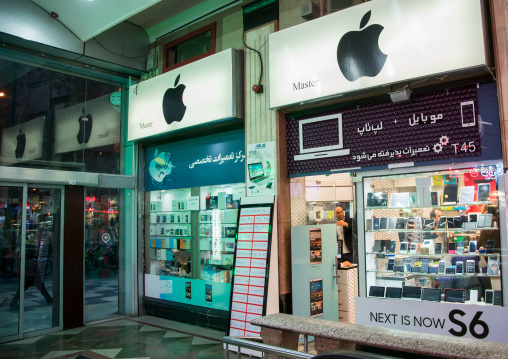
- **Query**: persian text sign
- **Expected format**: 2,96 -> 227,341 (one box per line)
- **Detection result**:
286,86 -> 480,175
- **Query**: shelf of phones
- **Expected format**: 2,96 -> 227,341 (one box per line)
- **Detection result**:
366,270 -> 500,278
197,209 -> 238,283
364,201 -> 497,210
368,285 -> 503,305
366,228 -> 498,233
366,252 -> 500,257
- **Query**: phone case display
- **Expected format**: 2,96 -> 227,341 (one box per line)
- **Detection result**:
198,208 -> 239,283
149,197 -> 193,278
362,169 -> 503,305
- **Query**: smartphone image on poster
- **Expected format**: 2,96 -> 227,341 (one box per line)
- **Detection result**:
461,100 -> 476,127
310,278 -> 323,318
309,228 -> 322,264
205,284 -> 212,302
185,281 -> 192,299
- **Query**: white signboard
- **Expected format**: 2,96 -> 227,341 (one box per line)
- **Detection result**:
187,196 -> 200,211
246,142 -> 276,197
356,297 -> 508,343
128,48 -> 242,141
1,116 -> 44,163
269,0 -> 486,108
54,94 -> 120,153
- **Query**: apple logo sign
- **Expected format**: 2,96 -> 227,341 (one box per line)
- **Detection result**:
162,74 -> 186,125
15,128 -> 26,159
77,107 -> 93,144
337,10 -> 387,82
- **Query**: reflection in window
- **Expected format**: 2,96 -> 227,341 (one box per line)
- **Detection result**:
0,58 -> 122,174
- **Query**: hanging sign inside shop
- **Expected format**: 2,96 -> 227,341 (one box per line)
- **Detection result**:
356,297 -> 508,343
128,48 -> 243,142
1,116 -> 44,163
269,0 -> 486,108
286,85 -> 484,175
144,130 -> 245,191
54,94 -> 120,154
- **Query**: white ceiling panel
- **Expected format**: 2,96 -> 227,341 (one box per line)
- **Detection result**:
31,0 -> 162,41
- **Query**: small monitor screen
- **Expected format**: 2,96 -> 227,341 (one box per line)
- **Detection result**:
402,286 -> 422,300
444,289 -> 466,303
248,163 -> 264,179
422,288 -> 441,302
369,286 -> 385,297
301,116 -> 342,152
385,287 -> 402,299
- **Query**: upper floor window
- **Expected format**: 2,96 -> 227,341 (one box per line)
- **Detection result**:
163,23 -> 216,73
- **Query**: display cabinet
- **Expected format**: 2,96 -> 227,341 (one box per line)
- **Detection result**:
359,167 -> 505,305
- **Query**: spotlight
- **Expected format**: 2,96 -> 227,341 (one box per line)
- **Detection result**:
389,89 -> 412,103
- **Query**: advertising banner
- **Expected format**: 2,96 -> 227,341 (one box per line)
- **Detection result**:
287,86 -> 485,175
246,142 -> 276,196
356,297 -> 508,343
269,0 -> 486,108
144,130 -> 245,191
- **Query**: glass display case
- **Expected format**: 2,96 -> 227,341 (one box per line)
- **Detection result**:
361,168 -> 504,305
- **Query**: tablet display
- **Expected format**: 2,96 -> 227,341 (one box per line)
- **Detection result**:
369,286 -> 385,298
385,287 -> 402,299
422,288 -> 441,302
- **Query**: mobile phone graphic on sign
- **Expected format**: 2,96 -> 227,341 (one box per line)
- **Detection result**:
309,228 -> 322,264
310,278 -> 323,318
205,284 -> 212,302
460,101 -> 476,127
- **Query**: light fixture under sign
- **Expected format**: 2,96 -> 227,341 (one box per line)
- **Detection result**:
389,89 -> 412,103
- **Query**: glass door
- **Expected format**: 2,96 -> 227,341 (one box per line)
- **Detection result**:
0,185 -> 62,343
0,185 -> 24,341
23,187 -> 62,333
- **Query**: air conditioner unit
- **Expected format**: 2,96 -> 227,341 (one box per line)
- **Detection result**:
301,2 -> 319,21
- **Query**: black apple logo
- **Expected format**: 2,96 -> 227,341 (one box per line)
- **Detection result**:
77,107 -> 93,144
337,10 -> 387,82
162,74 -> 186,125
15,128 -> 26,159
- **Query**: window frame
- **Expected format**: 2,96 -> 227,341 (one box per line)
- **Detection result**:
162,23 -> 217,73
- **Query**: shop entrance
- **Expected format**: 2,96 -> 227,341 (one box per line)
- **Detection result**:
0,184 -> 63,343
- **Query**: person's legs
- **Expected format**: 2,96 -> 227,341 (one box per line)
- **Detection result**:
38,284 -> 53,304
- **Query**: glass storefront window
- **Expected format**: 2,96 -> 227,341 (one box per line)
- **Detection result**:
145,182 -> 243,309
361,167 -> 504,305
0,58 -> 122,174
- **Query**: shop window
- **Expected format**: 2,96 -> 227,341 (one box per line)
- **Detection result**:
163,23 -> 216,73
145,182 -> 243,311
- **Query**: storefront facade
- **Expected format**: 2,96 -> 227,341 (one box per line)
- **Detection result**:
127,48 -> 247,329
269,0 -> 508,343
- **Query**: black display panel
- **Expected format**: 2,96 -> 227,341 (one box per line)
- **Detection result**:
385,287 -> 402,299
369,286 -> 385,297
402,286 -> 422,300
444,288 -> 466,303
422,288 -> 441,302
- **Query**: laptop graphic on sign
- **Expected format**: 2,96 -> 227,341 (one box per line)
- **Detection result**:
294,113 -> 350,161
248,162 -> 270,184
